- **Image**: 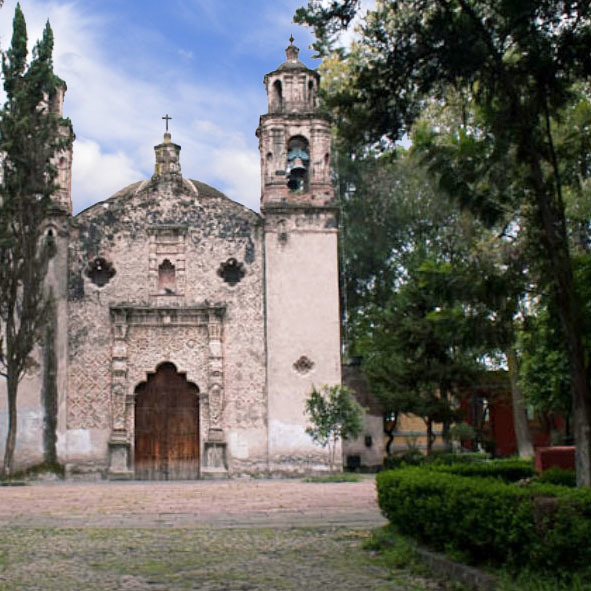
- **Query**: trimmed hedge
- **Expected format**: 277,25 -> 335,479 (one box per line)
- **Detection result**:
383,451 -> 491,470
538,467 -> 576,488
426,458 -> 535,482
376,467 -> 591,572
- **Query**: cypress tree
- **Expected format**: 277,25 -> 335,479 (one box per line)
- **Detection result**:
0,4 -> 72,477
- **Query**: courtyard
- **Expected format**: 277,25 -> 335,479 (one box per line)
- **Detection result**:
0,477 -> 441,591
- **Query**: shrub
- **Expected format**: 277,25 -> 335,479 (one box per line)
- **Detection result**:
376,467 -> 591,573
538,467 -> 576,488
383,449 -> 426,469
426,458 -> 535,482
383,450 -> 490,470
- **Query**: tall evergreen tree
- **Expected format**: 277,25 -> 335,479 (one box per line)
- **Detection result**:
0,4 -> 70,477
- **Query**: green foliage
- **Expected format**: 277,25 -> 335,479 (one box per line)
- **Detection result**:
426,458 -> 535,483
303,473 -> 361,483
296,0 -> 591,485
377,467 -> 591,573
538,468 -> 577,488
383,450 -> 491,470
305,384 -> 364,471
449,422 -> 476,442
383,449 -> 426,470
0,4 -> 71,477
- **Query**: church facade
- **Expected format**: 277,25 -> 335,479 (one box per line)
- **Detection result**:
0,40 -> 343,479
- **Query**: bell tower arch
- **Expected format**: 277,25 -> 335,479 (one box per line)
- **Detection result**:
258,39 -> 341,473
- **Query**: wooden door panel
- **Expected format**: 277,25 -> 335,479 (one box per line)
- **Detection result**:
134,363 -> 199,480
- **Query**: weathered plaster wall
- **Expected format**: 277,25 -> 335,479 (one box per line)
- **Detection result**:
342,363 -> 386,470
264,209 -> 342,473
65,175 -> 267,475
0,211 -> 71,473
0,367 -> 45,470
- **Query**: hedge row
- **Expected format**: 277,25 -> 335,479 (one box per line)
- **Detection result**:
383,451 -> 491,470
426,458 -> 535,482
376,467 -> 591,572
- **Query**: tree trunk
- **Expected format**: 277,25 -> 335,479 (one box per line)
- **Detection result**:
2,371 -> 18,479
526,150 -> 591,487
426,419 -> 434,455
506,347 -> 534,459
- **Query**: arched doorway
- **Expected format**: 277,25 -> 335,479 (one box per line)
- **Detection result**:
134,363 -> 200,480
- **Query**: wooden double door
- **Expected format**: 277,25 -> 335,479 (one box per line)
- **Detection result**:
134,363 -> 200,480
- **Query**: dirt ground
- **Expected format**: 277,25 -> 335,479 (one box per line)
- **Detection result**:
0,477 -> 442,591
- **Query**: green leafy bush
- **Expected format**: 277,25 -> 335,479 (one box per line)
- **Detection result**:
383,449 -> 426,469
426,458 -> 535,482
427,451 -> 491,465
383,451 -> 490,470
377,467 -> 591,573
538,467 -> 576,488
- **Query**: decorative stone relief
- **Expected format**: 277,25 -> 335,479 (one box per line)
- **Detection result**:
148,226 -> 187,296
67,350 -> 112,429
203,442 -> 227,469
231,396 -> 265,428
207,309 -> 225,439
293,355 -> 314,374
108,305 -> 226,443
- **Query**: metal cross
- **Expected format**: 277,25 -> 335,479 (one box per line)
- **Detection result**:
162,114 -> 172,132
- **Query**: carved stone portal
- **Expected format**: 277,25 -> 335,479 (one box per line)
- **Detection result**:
107,304 -> 227,479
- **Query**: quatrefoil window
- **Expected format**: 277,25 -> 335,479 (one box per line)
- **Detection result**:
293,355 -> 314,374
86,257 -> 116,287
217,258 -> 245,286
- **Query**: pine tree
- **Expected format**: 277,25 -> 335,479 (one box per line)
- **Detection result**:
0,4 -> 71,477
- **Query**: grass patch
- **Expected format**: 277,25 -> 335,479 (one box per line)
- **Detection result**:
363,526 -> 470,590
0,525 -> 433,591
303,473 -> 361,483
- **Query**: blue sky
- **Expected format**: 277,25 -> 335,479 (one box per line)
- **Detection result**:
0,0 -> 324,213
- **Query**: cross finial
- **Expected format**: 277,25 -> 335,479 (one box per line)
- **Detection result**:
162,114 -> 172,132
289,35 -> 294,44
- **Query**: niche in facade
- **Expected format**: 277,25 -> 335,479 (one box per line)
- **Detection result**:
86,257 -> 116,287
158,259 -> 176,293
286,136 -> 309,193
217,258 -> 245,286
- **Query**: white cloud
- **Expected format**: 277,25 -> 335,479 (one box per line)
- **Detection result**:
72,138 -> 142,213
210,147 -> 261,212
0,0 -> 317,215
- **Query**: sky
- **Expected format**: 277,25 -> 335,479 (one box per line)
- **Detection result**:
0,0 -> 327,214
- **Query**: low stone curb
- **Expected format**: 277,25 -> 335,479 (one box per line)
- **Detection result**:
415,546 -> 498,591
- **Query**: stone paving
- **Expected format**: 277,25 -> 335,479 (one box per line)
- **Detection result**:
0,476 -> 386,529
0,477 -> 444,591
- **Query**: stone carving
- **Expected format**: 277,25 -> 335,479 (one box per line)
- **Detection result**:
231,395 -> 264,428
208,384 -> 223,427
293,355 -> 314,374
204,442 -> 227,468
107,305 -> 225,452
148,226 -> 187,296
67,351 -> 112,429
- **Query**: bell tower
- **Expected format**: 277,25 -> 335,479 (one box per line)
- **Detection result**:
257,37 -> 333,208
258,39 -> 341,473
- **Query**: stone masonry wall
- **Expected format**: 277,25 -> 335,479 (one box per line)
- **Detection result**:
65,175 -> 267,475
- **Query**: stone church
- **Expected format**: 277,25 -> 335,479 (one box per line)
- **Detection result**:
0,40 -> 345,479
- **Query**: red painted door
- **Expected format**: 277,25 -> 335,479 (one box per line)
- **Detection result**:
134,363 -> 199,480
